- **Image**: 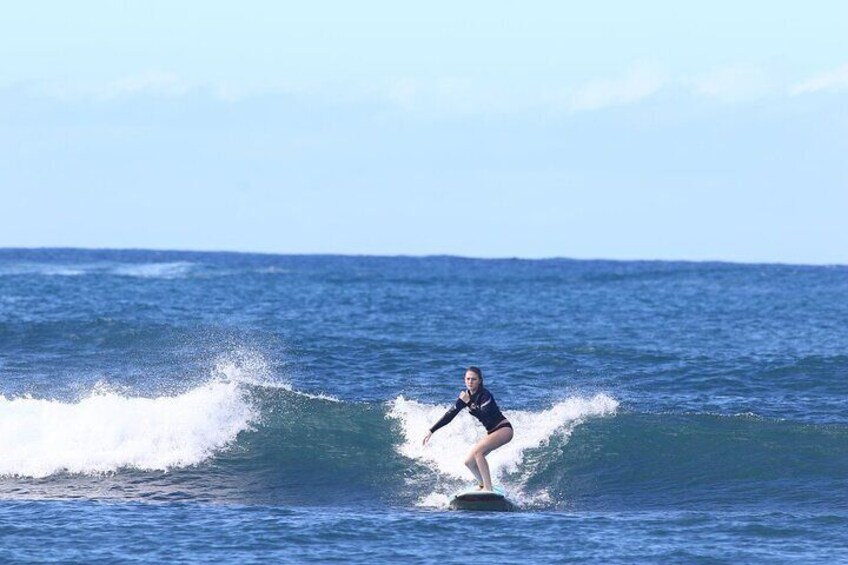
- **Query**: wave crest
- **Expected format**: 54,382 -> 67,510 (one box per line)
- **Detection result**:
0,380 -> 257,478
386,393 -> 619,506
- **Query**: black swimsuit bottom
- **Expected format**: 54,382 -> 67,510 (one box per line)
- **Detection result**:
487,420 -> 513,435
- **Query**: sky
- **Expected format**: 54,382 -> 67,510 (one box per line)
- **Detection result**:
1,1 -> 847,264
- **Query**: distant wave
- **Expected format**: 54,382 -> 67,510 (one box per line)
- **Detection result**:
111,262 -> 195,278
0,263 -> 88,277
0,261 -> 196,279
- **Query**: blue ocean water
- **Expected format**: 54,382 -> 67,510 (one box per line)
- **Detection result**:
0,248 -> 846,563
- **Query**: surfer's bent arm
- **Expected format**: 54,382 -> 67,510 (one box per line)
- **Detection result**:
428,397 -> 468,434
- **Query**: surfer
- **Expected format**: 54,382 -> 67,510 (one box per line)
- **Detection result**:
422,366 -> 513,492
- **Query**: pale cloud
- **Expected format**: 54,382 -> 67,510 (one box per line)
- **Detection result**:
20,61 -> 843,116
375,76 -> 516,116
102,71 -> 189,99
790,63 -> 848,95
567,64 -> 666,112
212,79 -> 317,103
688,66 -> 772,103
382,77 -> 425,111
373,64 -> 670,116
37,71 -> 190,101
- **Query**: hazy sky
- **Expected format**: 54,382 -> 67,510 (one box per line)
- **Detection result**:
2,1 -> 846,263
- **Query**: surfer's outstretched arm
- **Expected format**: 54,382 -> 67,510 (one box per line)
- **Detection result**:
423,394 -> 468,444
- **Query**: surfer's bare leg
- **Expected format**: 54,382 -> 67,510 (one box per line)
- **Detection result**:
464,457 -> 484,486
464,426 -> 513,491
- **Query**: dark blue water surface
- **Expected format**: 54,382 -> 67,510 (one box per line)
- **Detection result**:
0,249 -> 846,563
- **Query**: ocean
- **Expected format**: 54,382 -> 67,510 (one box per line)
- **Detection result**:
0,248 -> 845,563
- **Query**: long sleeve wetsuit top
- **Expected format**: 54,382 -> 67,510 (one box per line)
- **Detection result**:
429,386 -> 506,433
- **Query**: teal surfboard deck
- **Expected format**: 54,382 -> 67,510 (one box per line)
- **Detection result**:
448,486 -> 515,512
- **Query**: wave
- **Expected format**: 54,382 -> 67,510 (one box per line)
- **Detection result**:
387,393 -> 619,508
0,380 -> 256,478
110,262 -> 195,279
530,411 -> 848,510
1,365 -> 845,511
0,261 -> 195,279
0,376 -> 621,508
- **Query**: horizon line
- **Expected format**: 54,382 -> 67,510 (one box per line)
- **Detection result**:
0,246 -> 844,269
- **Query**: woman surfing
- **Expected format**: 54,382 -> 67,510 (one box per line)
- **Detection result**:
422,366 -> 513,492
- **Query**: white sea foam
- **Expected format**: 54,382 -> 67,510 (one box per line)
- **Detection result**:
39,266 -> 88,276
0,380 -> 257,478
0,261 -> 195,279
212,348 -> 274,385
0,263 -> 89,277
387,393 -> 618,508
211,349 -> 340,402
111,262 -> 195,279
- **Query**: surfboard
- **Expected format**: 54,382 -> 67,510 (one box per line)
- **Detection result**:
448,485 -> 515,512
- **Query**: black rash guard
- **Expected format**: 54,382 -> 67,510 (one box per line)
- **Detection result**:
429,386 -> 507,433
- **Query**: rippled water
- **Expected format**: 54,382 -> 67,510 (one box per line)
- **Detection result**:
1,249 -> 846,563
